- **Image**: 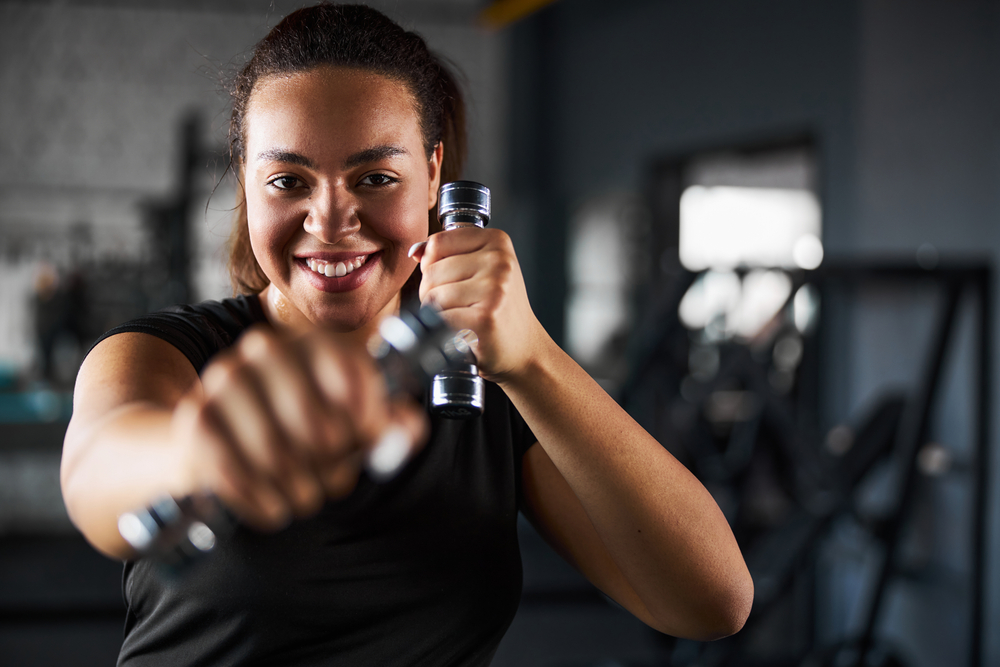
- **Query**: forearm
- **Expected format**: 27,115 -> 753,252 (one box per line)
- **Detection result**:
499,335 -> 753,638
61,403 -> 185,559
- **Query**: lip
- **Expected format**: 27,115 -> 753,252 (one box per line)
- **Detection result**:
296,251 -> 381,293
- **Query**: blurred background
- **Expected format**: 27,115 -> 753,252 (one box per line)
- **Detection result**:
1,0 -> 998,665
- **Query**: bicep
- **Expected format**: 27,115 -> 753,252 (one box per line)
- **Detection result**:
520,442 -> 658,627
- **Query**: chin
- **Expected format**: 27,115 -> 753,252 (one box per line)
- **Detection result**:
308,304 -> 378,333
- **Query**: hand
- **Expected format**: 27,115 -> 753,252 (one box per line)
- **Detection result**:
414,227 -> 545,382
169,326 -> 428,530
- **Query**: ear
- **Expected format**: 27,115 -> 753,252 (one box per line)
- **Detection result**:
427,142 -> 444,211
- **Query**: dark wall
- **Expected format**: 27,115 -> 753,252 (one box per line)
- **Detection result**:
510,0 -> 859,341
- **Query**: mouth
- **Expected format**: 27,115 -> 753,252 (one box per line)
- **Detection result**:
297,252 -> 381,294
305,255 -> 369,278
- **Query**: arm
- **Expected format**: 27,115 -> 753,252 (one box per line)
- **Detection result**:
416,228 -> 753,640
62,327 -> 425,560
61,333 -> 203,558
508,345 -> 752,639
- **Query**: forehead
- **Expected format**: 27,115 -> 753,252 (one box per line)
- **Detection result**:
244,67 -> 424,156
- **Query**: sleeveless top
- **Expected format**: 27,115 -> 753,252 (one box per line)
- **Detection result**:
94,296 -> 537,667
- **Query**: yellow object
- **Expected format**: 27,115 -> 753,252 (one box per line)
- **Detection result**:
479,0 -> 560,29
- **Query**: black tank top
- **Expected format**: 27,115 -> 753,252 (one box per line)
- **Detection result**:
95,296 -> 536,666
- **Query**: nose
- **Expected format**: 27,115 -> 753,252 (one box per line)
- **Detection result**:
302,182 -> 361,243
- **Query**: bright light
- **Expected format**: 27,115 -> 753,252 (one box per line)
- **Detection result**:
679,186 -> 821,271
793,283 -> 820,333
678,269 -> 792,340
678,270 -> 741,331
793,233 -> 824,269
729,270 -> 792,338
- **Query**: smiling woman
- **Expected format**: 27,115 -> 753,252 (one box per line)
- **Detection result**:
58,3 -> 752,666
243,67 -> 440,334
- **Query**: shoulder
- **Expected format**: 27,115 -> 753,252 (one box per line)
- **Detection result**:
77,332 -> 198,411
156,295 -> 267,356
166,295 -> 266,333
90,295 -> 267,374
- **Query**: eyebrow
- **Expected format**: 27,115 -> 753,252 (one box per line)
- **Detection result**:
256,148 -> 314,168
255,144 -> 410,170
343,144 -> 409,168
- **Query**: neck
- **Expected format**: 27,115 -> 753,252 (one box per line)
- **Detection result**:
258,284 -> 399,347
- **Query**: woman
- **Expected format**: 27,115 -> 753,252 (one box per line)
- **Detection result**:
60,4 -> 752,665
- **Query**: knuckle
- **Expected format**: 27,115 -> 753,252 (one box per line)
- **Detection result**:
203,356 -> 254,394
239,327 -> 281,360
421,284 -> 440,305
310,352 -> 349,400
191,399 -> 220,433
492,259 -> 513,283
484,229 -> 510,252
419,261 -> 439,286
423,234 -> 443,260
201,358 -> 234,389
478,309 -> 500,337
489,227 -> 510,244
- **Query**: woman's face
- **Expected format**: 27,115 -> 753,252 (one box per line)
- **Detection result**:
243,66 -> 441,334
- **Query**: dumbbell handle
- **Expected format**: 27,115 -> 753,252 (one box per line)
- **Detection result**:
429,181 -> 491,419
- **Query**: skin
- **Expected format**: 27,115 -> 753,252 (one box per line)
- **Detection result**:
62,67 -> 435,540
244,68 -> 437,340
61,65 -> 753,641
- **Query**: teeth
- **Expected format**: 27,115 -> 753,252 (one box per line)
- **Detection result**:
307,256 -> 367,278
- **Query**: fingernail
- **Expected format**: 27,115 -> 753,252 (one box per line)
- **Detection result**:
365,425 -> 414,481
408,241 -> 427,259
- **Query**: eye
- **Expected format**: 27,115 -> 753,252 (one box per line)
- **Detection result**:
267,176 -> 302,190
359,173 -> 399,187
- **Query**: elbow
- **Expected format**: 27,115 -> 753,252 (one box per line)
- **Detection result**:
62,480 -> 133,561
689,569 -> 754,641
698,572 -> 754,640
646,568 -> 754,641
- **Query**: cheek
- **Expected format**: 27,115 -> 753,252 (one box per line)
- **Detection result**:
371,189 -> 431,243
246,195 -> 294,271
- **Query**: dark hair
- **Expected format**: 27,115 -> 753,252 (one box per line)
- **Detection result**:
227,2 -> 467,295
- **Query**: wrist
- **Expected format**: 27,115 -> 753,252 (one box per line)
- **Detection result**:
491,325 -> 559,391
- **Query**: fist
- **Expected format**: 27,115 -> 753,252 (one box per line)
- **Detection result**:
171,326 -> 427,530
415,227 -> 544,382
